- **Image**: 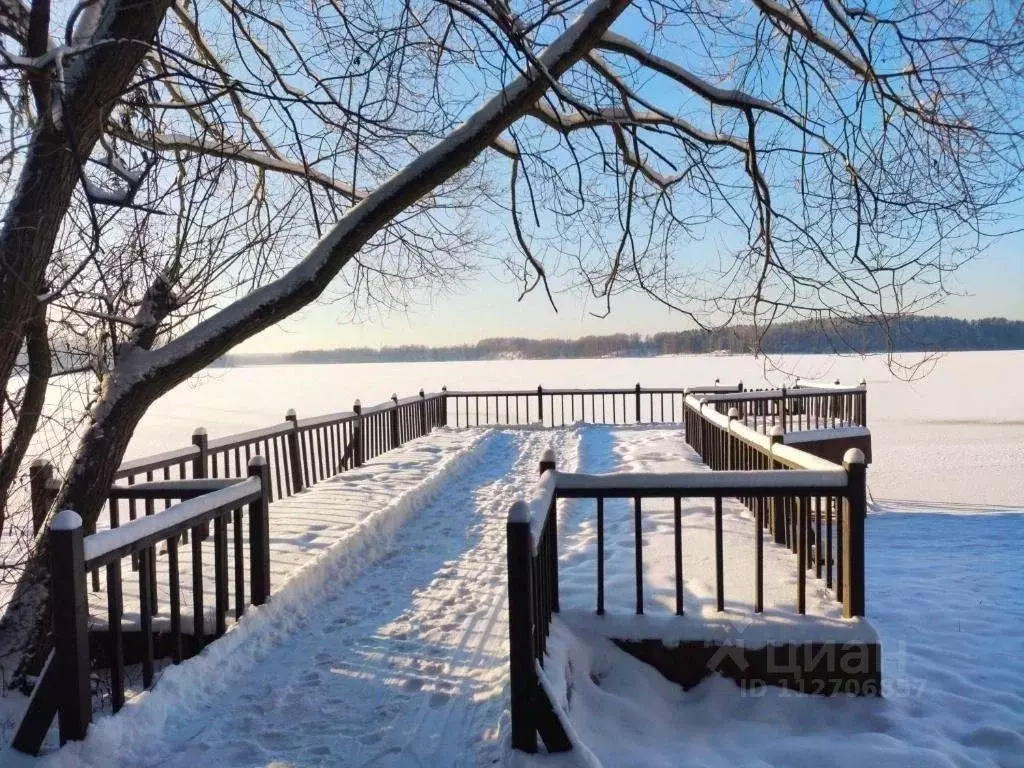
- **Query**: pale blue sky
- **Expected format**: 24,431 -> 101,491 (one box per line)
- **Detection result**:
242,230 -> 1024,353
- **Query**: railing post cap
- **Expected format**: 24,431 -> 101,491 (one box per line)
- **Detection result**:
843,447 -> 866,466
727,407 -> 739,419
859,378 -> 867,386
769,424 -> 785,439
192,426 -> 208,437
540,447 -> 556,464
30,457 -> 51,470
391,393 -> 398,401
353,399 -> 360,407
248,454 -> 268,469
419,389 -> 425,397
51,509 -> 82,531
285,409 -> 297,419
714,377 -> 720,384
835,378 -> 841,385
441,385 -> 447,392
508,500 -> 530,524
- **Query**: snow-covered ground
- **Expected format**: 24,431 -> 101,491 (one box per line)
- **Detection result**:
2,422 -> 1020,767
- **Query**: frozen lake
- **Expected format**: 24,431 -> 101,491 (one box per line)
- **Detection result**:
128,350 -> 1024,509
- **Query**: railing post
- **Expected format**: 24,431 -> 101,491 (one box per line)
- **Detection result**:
537,385 -> 544,425
539,448 -> 556,476
419,389 -> 428,436
769,425 -> 786,545
49,510 -> 91,745
635,382 -> 641,423
507,500 -> 537,753
353,400 -> 364,467
779,387 -> 788,432
191,428 -> 209,479
29,459 -> 55,535
842,448 -> 867,618
390,394 -> 401,449
727,408 -> 739,470
284,410 -> 304,493
441,385 -> 448,427
247,456 -> 272,606
192,428 -> 210,538
858,378 -> 868,425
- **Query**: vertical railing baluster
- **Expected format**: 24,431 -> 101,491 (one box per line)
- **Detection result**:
192,523 -> 205,650
714,496 -> 724,612
797,496 -> 807,615
107,557 -> 125,710
214,511 -> 228,637
138,546 -> 154,688
596,497 -> 605,615
167,536 -> 182,664
673,496 -> 683,616
233,506 -> 245,619
634,496 -> 643,614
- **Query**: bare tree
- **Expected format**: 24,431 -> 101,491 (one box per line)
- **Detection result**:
1,0 -> 1022,678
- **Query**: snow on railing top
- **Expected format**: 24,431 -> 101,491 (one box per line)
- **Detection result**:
796,378 -> 867,391
686,394 -> 842,473
552,468 -> 848,493
115,445 -> 201,478
697,384 -> 864,403
528,469 -> 558,547
83,477 -> 262,569
208,422 -> 293,450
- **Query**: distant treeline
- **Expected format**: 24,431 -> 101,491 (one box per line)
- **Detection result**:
220,316 -> 1024,366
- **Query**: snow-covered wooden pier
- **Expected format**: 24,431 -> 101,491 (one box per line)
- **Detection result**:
12,383 -> 879,763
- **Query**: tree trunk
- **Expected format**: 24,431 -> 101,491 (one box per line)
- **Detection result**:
0,296 -> 50,529
0,0 -> 174,444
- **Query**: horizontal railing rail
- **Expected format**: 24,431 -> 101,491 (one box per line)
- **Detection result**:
13,458 -> 272,755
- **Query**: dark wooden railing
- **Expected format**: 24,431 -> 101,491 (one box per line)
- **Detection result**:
13,458 -> 271,754
15,390 -> 450,756
683,393 -> 867,615
699,381 -> 867,433
446,385 -> 711,428
16,381 -> 867,756
507,396 -> 868,753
